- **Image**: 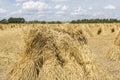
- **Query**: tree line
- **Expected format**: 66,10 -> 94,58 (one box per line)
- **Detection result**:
0,17 -> 25,24
70,19 -> 120,23
0,17 -> 62,24
0,17 -> 120,24
27,20 -> 62,24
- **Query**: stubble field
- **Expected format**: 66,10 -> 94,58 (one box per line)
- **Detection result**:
0,23 -> 120,80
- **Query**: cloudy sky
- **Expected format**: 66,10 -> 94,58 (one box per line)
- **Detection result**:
0,0 -> 120,21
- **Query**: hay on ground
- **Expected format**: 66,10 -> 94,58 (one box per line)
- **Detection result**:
105,31 -> 120,61
7,27 -> 112,80
114,30 -> 120,46
105,46 -> 120,61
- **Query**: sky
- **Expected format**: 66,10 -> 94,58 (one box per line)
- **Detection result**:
0,0 -> 120,21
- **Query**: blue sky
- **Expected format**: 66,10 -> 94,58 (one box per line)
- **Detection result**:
0,0 -> 120,21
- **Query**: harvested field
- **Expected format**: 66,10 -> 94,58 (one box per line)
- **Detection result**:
0,23 -> 120,80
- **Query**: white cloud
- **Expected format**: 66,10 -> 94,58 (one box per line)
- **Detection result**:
55,5 -> 61,9
0,8 -> 7,13
104,4 -> 116,10
56,11 -> 65,15
16,0 -> 26,2
13,3 -> 21,6
88,7 -> 93,10
55,5 -> 68,16
92,13 -> 97,17
11,10 -> 22,15
71,7 -> 87,15
52,0 -> 71,2
55,5 -> 67,11
22,1 -> 49,10
62,5 -> 67,11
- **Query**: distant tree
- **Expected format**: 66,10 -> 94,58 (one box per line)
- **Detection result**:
47,21 -> 62,24
27,20 -> 46,24
70,19 -> 120,23
40,21 -> 46,24
32,20 -> 39,23
8,17 -> 25,23
0,19 -> 8,24
48,21 -> 55,24
56,21 -> 62,24
70,20 -> 77,23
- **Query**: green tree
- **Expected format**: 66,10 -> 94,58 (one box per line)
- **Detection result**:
8,17 -> 25,23
0,19 -> 8,24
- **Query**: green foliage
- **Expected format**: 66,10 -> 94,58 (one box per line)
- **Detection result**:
47,21 -> 62,24
0,17 -> 120,24
0,17 -> 25,24
0,19 -> 8,24
27,21 -> 62,24
27,20 -> 46,24
8,17 -> 25,23
70,19 -> 120,23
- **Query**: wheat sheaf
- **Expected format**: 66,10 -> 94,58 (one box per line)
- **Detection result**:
7,27 -> 112,80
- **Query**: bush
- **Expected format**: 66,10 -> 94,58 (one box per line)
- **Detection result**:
0,19 -> 8,24
8,17 -> 25,23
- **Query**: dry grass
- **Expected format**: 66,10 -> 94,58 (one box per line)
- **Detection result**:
0,23 -> 120,80
114,30 -> 120,46
105,46 -> 120,61
7,27 -> 112,80
105,30 -> 120,61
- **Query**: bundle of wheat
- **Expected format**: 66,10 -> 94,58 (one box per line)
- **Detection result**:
7,27 -> 112,80
105,46 -> 120,61
114,30 -> 120,46
0,25 -> 4,30
105,31 -> 120,61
